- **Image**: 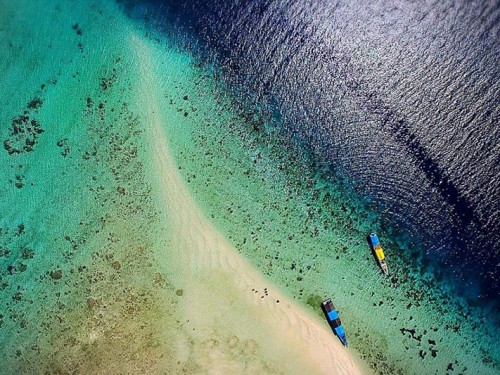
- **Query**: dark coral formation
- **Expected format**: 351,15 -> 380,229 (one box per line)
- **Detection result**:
26,97 -> 43,110
100,73 -> 117,92
3,115 -> 44,155
72,23 -> 83,36
10,174 -> 24,189
3,94 -> 46,155
56,138 -> 70,157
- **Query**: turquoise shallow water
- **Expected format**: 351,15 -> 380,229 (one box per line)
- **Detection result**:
0,1 -> 182,372
1,1 -> 499,374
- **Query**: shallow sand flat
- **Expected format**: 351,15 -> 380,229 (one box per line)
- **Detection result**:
132,35 -> 367,375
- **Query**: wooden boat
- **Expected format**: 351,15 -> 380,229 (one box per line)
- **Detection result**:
321,298 -> 348,346
369,233 -> 389,275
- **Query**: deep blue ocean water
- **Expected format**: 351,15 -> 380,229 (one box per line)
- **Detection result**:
126,0 -> 500,313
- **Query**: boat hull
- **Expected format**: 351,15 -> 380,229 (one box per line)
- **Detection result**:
369,233 -> 389,276
321,298 -> 348,347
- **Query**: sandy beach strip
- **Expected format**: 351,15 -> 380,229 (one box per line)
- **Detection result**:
131,34 -> 369,375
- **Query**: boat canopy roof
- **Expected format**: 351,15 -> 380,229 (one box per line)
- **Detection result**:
370,233 -> 380,245
335,325 -> 346,338
327,309 -> 339,322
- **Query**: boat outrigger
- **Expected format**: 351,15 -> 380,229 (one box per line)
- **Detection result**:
321,298 -> 348,347
369,233 -> 389,275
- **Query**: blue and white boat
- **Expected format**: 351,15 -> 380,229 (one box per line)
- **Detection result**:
321,298 -> 348,346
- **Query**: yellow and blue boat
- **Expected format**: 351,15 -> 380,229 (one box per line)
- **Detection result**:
369,233 -> 389,275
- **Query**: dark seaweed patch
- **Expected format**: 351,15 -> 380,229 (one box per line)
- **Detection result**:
72,23 -> 82,36
21,247 -> 34,259
10,175 -> 24,189
400,327 -> 422,342
3,115 -> 44,155
100,71 -> 117,92
49,269 -> 63,280
26,97 -> 43,110
56,138 -> 70,157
